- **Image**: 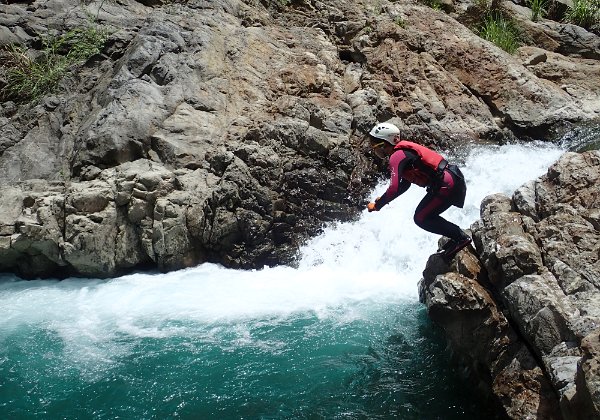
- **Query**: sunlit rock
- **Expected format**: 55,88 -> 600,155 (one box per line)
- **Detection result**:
420,150 -> 600,419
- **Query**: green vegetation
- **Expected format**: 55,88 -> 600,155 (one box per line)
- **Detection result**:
395,16 -> 407,28
564,0 -> 599,28
368,0 -> 384,15
478,13 -> 521,54
426,0 -> 444,11
0,23 -> 109,103
529,0 -> 548,21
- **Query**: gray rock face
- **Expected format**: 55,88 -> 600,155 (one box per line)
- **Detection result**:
0,0 -> 599,277
419,150 -> 600,419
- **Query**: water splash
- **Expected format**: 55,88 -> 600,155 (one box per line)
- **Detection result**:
0,141 -> 565,418
0,141 -> 564,350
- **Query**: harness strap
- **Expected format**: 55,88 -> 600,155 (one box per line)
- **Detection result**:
437,159 -> 448,175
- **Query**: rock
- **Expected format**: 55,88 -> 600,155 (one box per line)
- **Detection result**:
518,47 -> 548,67
473,193 -> 545,288
0,0 -> 599,281
420,151 -> 600,419
577,332 -> 600,418
419,254 -> 561,418
502,272 -> 579,355
504,2 -> 600,59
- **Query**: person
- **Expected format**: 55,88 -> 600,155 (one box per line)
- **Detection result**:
366,122 -> 471,260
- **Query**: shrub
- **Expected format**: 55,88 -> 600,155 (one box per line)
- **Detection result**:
0,45 -> 68,102
0,23 -> 109,103
564,0 -> 599,29
478,13 -> 521,54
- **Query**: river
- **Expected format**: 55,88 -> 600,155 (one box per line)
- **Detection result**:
0,141 -> 566,419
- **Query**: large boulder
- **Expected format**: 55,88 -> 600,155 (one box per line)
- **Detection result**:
420,256 -> 562,419
419,150 -> 600,419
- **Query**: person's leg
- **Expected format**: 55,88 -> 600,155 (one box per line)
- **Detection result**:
416,169 -> 470,260
414,194 -> 471,260
413,192 -> 465,241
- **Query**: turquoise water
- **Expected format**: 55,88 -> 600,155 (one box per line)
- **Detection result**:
0,142 -> 566,419
1,294 -> 496,419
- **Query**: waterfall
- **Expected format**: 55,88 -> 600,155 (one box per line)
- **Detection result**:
0,141 -> 565,419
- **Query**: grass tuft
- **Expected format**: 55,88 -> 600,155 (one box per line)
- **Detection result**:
0,23 -> 109,103
564,0 -> 599,29
529,0 -> 548,21
478,13 -> 521,54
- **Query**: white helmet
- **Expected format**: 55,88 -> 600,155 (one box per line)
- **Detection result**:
369,122 -> 400,144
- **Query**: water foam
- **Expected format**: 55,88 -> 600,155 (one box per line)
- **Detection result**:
0,142 -> 565,362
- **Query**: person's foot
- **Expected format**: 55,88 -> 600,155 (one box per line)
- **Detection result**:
439,238 -> 457,253
441,236 -> 472,261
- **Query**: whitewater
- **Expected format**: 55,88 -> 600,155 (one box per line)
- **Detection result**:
0,142 -> 565,419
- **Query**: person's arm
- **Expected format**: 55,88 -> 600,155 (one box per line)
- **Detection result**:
374,150 -> 414,210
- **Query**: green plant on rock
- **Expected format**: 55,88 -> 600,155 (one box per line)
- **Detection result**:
426,0 -> 444,11
529,0 -> 548,21
368,0 -> 384,15
478,13 -> 521,54
0,23 -> 109,103
63,25 -> 109,61
564,0 -> 599,29
1,45 -> 67,102
395,16 -> 407,28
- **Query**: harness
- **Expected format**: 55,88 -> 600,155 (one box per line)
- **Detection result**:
394,141 -> 448,187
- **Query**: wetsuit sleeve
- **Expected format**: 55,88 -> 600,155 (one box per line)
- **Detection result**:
374,150 -> 414,210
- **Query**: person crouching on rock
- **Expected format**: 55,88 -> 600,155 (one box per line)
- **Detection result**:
366,122 -> 471,260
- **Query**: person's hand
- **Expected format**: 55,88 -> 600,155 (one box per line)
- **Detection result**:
367,202 -> 377,212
